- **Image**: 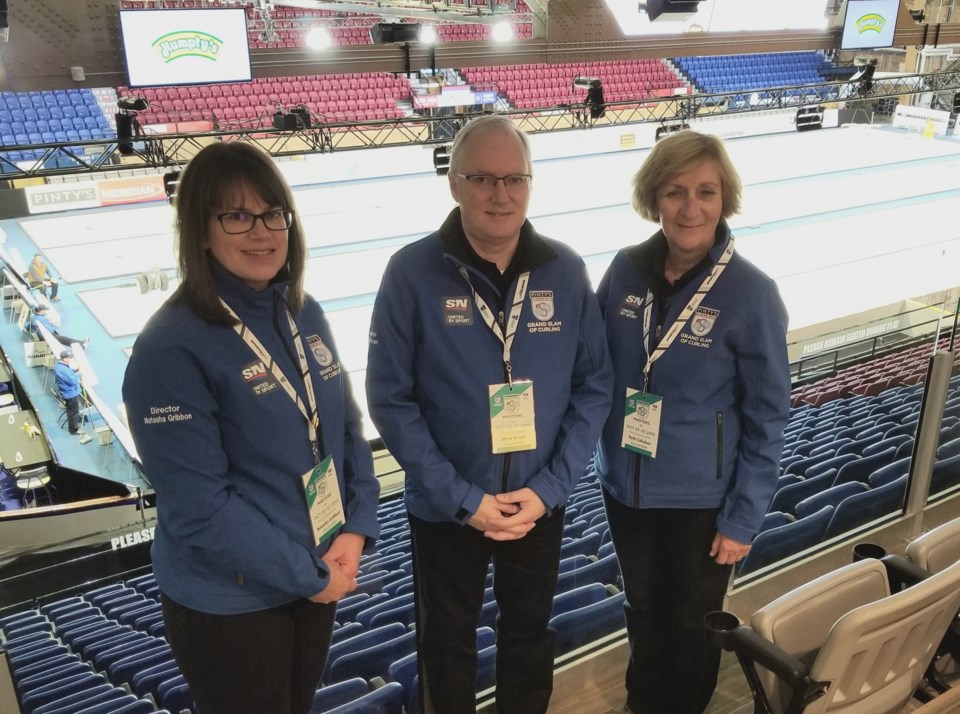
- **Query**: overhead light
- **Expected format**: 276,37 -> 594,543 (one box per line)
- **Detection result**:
418,25 -> 437,45
491,21 -> 513,42
305,26 -> 332,50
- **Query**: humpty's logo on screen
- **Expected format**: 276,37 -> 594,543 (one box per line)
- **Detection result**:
152,31 -> 223,62
855,13 -> 887,34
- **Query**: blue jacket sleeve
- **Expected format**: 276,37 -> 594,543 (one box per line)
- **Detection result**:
366,258 -> 486,523
124,329 -> 333,599
339,369 -> 381,545
524,266 -> 613,511
717,279 -> 791,544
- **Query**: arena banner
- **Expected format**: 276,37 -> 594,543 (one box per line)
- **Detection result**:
892,105 -> 951,136
25,175 -> 167,214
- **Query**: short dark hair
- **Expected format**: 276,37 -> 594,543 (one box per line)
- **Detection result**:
171,142 -> 305,324
631,130 -> 742,223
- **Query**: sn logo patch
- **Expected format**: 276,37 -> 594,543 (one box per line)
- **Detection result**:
443,296 -> 473,326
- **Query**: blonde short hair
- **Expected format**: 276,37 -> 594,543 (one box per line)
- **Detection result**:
631,131 -> 742,223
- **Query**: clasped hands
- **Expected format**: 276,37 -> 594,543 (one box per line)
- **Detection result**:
311,531 -> 364,604
468,488 -> 546,541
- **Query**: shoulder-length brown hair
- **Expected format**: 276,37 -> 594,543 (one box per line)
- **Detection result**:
631,131 -> 742,223
171,142 -> 306,324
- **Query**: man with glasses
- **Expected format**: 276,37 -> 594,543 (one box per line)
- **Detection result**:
367,114 -> 612,714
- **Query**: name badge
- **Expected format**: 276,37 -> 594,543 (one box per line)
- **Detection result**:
489,381 -> 537,454
302,456 -> 345,545
621,387 -> 662,458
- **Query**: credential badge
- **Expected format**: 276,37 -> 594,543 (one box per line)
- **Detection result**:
529,290 -> 555,322
308,335 -> 334,367
691,307 -> 719,337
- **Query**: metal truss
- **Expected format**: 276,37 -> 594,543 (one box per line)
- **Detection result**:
3,70 -> 958,182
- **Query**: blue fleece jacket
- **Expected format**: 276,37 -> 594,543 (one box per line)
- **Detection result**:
122,263 -> 380,614
366,208 -> 613,523
54,360 -> 82,399
595,222 -> 790,544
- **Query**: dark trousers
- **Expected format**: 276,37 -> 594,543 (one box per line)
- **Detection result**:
161,593 -> 336,714
29,279 -> 58,300
409,510 -> 565,714
602,490 -> 732,714
64,394 -> 81,434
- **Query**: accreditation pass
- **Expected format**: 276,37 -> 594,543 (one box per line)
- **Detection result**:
489,381 -> 537,454
621,388 -> 662,458
302,455 -> 345,545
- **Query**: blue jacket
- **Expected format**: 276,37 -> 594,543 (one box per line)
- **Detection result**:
367,208 -> 613,523
122,263 -> 380,615
595,222 -> 790,544
54,360 -> 82,399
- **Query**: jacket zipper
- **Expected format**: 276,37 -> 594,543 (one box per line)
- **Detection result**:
716,411 -> 723,479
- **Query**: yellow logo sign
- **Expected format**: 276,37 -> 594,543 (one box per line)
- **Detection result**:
152,30 -> 223,62
856,13 -> 886,34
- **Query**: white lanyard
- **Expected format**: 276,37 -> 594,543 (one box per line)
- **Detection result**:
459,267 -> 530,387
220,298 -> 323,464
641,238 -> 735,388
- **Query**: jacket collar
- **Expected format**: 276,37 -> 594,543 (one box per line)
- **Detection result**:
627,219 -> 731,294
211,257 -> 289,317
438,207 -> 557,276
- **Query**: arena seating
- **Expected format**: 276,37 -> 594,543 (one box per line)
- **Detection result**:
0,464 -> 626,713
708,557 -> 960,713
461,59 -> 689,110
674,51 -> 839,106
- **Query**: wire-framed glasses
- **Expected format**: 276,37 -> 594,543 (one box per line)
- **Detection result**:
455,174 -> 533,191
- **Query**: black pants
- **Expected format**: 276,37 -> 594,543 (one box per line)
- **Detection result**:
602,490 -> 732,714
64,394 -> 81,434
29,279 -> 58,300
409,510 -> 564,714
161,593 -> 336,714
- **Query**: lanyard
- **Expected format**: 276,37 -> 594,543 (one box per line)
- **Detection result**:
220,298 -> 323,464
641,238 -> 735,389
459,267 -> 530,388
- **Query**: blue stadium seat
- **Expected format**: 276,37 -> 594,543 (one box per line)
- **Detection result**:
326,629 -> 416,685
311,677 -> 370,712
322,623 -> 409,684
108,645 -> 175,687
824,475 -> 908,539
355,592 -> 413,629
554,552 -> 621,593
323,681 -> 405,714
19,671 -> 108,711
767,470 -> 836,515
832,447 -> 897,486
794,481 -> 868,520
551,582 -> 610,617
550,591 -> 626,656
37,688 -> 134,714
131,659 -> 181,698
759,511 -> 795,532
738,505 -> 835,575
868,456 -> 911,488
931,453 -> 960,495
158,681 -> 194,713
31,682 -> 116,714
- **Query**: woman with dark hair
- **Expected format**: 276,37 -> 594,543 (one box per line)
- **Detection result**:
596,131 -> 791,713
123,142 -> 380,714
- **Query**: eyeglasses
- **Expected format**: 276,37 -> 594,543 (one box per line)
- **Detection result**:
215,209 -> 293,234
455,174 -> 532,191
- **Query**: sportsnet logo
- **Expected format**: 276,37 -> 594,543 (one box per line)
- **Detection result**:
241,359 -> 279,396
443,296 -> 473,326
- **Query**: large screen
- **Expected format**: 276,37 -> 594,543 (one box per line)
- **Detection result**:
119,8 -> 252,87
840,0 -> 900,50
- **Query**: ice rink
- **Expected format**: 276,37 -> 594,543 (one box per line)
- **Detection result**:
11,124 -> 960,439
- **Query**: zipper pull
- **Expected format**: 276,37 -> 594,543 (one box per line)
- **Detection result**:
498,310 -> 505,328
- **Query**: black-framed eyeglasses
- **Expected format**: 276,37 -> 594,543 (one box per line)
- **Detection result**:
455,174 -> 533,191
215,209 -> 293,234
